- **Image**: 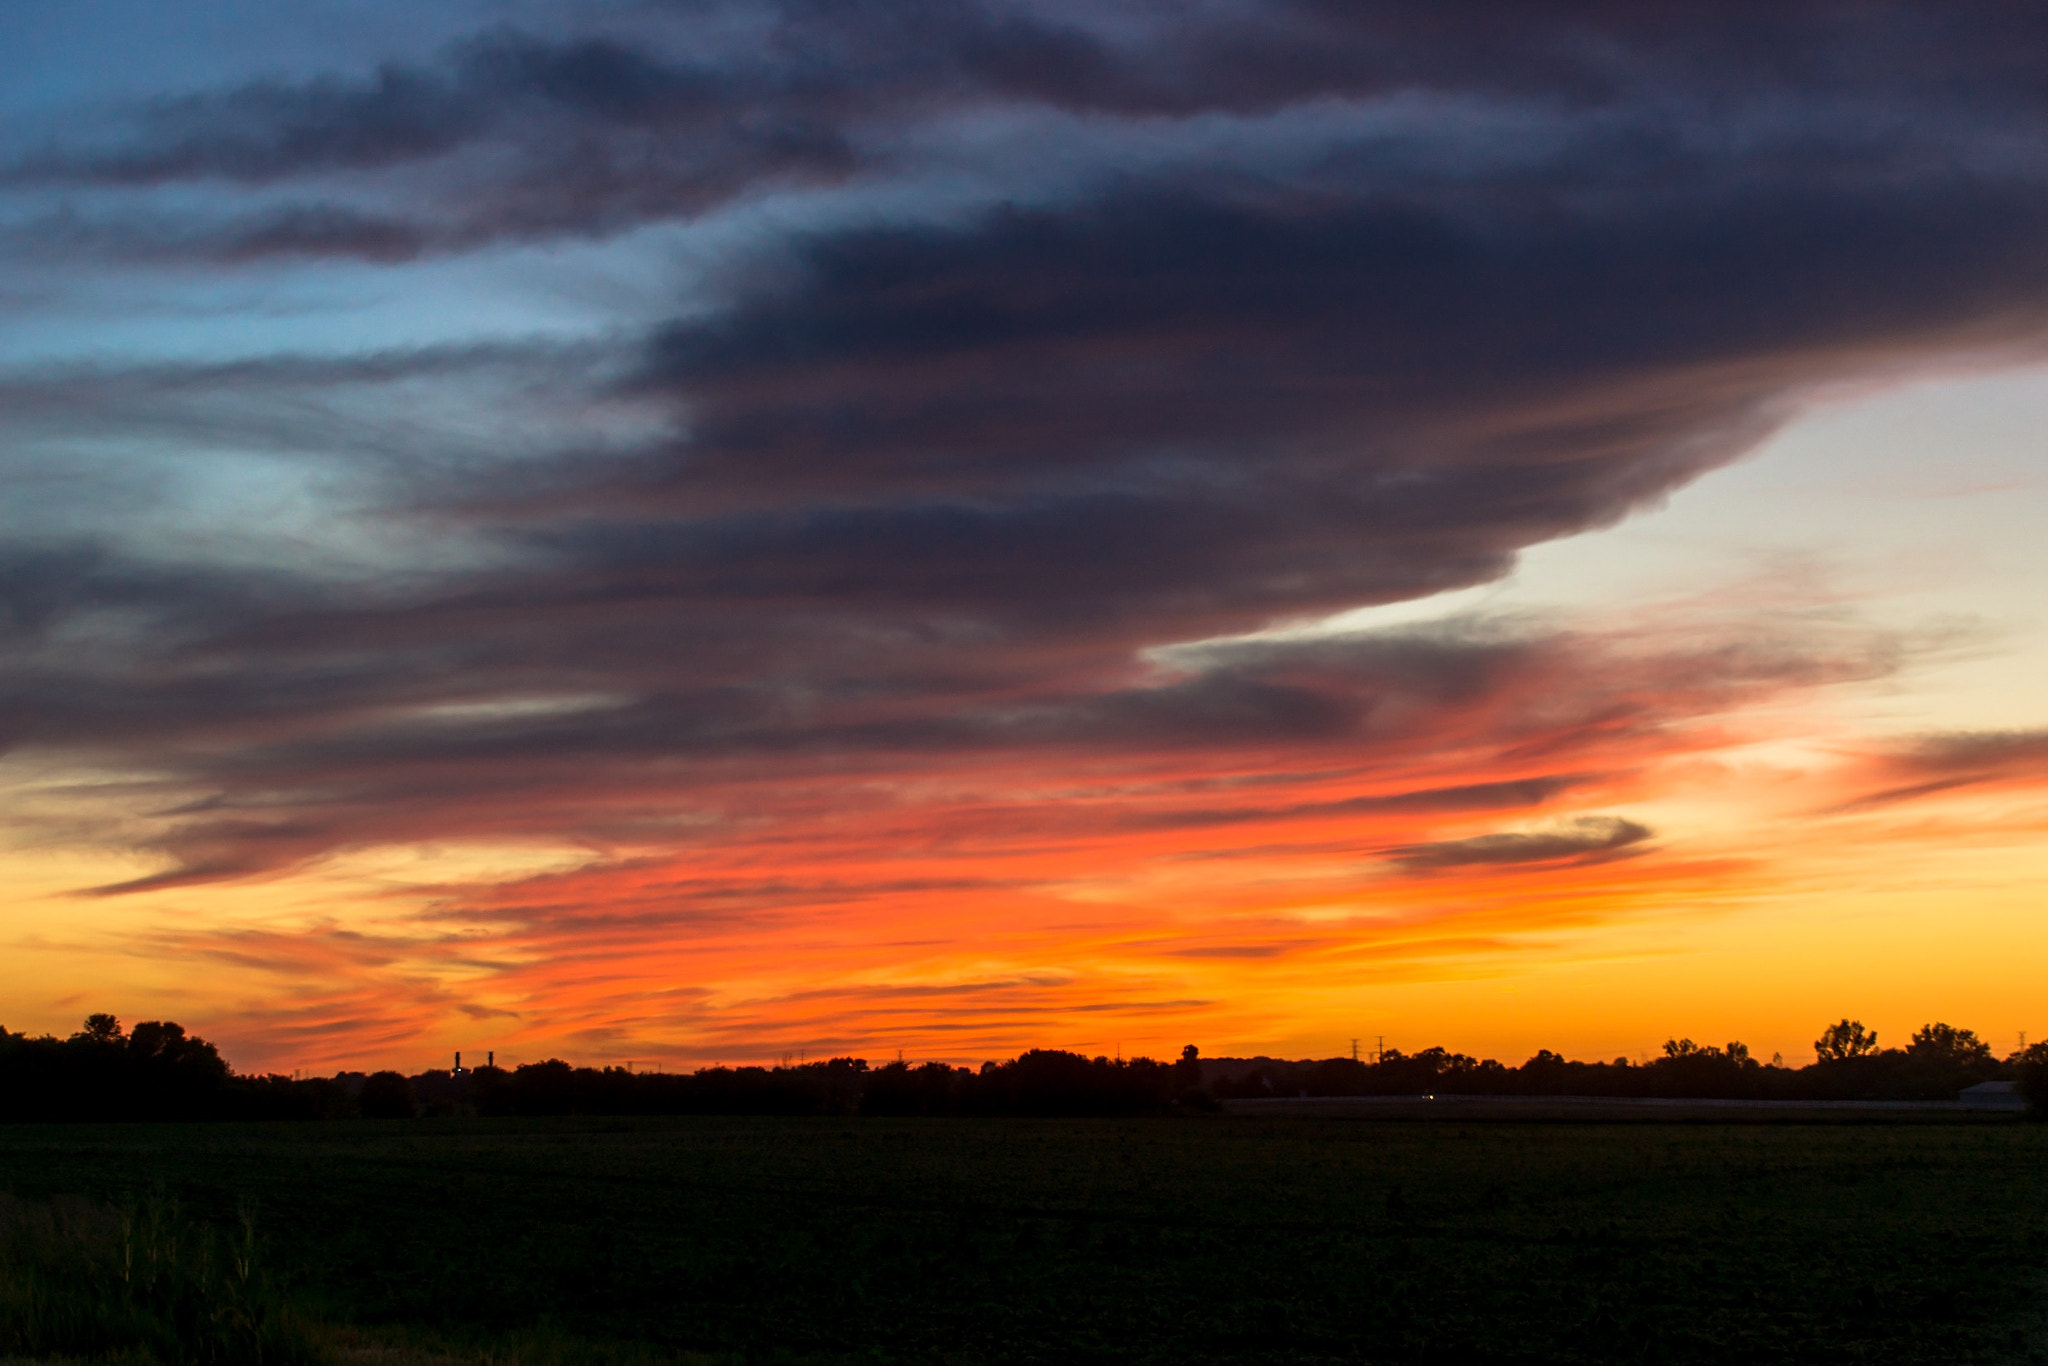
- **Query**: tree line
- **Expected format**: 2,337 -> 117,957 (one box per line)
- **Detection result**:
1211,1021 -> 2041,1105
0,1012 -> 2042,1121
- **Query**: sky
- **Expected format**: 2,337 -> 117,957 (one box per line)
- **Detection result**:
2,0 -> 2046,1074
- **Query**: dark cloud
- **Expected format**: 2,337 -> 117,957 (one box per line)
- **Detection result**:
527,172 -> 2048,658
32,603 -> 1883,889
7,25 -> 839,182
1832,729 -> 2048,811
1390,815 -> 1653,871
1894,730 -> 2048,773
1128,777 -> 1588,833
213,206 -> 431,264
12,2 -> 2048,258
3,23 -> 854,258
31,3 -> 2048,176
24,63 -> 483,184
1162,943 -> 1301,959
0,1 -> 2039,894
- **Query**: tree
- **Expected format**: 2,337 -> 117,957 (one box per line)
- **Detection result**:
1907,1022 -> 1992,1067
128,1020 -> 186,1059
2014,1043 -> 2048,1121
358,1071 -> 416,1119
73,1013 -> 124,1045
1813,1019 -> 1879,1062
124,1020 -> 230,1082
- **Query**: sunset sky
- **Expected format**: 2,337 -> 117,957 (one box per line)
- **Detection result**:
2,1 -> 2046,1074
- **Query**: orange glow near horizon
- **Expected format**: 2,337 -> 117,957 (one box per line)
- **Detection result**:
5,583 -> 2042,1076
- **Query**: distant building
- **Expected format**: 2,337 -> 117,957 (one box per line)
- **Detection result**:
1958,1080 -> 2025,1111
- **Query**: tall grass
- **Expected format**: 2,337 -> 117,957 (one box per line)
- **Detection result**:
0,1192 -> 320,1366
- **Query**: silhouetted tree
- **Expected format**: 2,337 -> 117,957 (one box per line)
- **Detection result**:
1907,1022 -> 1992,1068
0,1015 -> 240,1120
358,1071 -> 417,1119
1885,1021 -> 1996,1098
74,1014 -> 124,1045
1647,1039 -> 1763,1098
1814,1019 -> 1880,1061
861,1060 -> 973,1116
2013,1042 -> 2048,1120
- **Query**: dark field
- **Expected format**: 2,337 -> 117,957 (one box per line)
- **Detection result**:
3,1116 -> 2046,1365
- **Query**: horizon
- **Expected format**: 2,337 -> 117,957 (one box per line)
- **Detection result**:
2,3 -> 2047,1073
7,1009 -> 2028,1081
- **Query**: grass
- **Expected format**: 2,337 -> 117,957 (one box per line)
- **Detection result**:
0,1116 -> 2043,1364
0,1190 -> 319,1366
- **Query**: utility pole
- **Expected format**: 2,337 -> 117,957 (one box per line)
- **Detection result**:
1350,1038 -> 1359,1062
1375,1035 -> 1385,1065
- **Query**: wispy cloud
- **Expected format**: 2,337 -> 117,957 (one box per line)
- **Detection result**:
1389,816 -> 1653,872
1830,729 -> 2048,812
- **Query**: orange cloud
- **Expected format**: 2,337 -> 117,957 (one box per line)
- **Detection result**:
58,603 -> 2005,1072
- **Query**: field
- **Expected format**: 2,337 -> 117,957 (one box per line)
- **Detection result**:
2,1115 -> 2046,1365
